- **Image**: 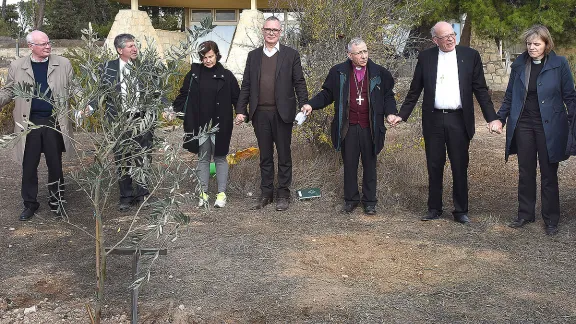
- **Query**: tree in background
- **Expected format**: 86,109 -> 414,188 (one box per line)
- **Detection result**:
420,0 -> 576,47
141,6 -> 184,31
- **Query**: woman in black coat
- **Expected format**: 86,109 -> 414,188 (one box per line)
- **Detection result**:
492,25 -> 576,235
171,41 -> 240,208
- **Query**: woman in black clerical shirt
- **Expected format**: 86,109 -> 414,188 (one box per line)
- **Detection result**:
494,25 -> 576,235
171,41 -> 240,208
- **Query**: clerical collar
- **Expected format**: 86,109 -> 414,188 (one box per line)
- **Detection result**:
30,55 -> 49,63
532,59 -> 542,65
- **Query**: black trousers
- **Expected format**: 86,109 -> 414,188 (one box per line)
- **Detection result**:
22,117 -> 65,210
252,109 -> 293,198
114,130 -> 152,204
423,110 -> 469,216
341,124 -> 377,206
515,116 -> 560,225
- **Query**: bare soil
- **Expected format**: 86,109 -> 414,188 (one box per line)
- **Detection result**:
1,92 -> 576,323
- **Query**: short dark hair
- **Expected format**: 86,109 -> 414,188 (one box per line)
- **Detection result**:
114,33 -> 135,51
198,40 -> 222,62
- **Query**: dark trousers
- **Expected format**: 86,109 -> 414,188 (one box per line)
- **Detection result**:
252,109 -> 293,198
115,131 -> 152,204
515,117 -> 560,225
341,124 -> 377,206
22,117 -> 65,210
423,110 -> 470,216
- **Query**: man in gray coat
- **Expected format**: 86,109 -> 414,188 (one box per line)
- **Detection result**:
0,30 -> 74,221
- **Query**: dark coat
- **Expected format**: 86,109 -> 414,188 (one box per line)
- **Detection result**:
398,45 -> 498,140
90,58 -> 169,119
236,44 -> 308,123
497,51 -> 576,163
308,59 -> 397,154
172,62 -> 240,156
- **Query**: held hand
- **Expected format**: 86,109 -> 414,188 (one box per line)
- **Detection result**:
488,120 -> 503,134
235,113 -> 246,125
301,104 -> 313,116
386,115 -> 402,127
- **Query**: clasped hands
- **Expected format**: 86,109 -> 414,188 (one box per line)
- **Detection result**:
487,120 -> 503,134
301,105 -> 404,127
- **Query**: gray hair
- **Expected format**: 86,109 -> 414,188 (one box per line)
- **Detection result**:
114,33 -> 135,50
347,37 -> 365,52
264,15 -> 283,29
25,33 -> 33,43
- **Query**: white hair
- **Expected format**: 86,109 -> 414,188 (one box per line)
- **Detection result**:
347,37 -> 365,52
25,32 -> 33,43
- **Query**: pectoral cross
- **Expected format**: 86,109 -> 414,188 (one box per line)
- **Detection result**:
356,95 -> 364,105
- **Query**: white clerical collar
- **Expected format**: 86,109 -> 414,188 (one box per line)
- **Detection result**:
263,42 -> 280,54
30,55 -> 49,63
438,48 -> 456,56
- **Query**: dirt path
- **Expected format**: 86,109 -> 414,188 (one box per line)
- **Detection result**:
1,95 -> 576,323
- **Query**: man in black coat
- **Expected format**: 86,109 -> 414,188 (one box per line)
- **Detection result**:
302,38 -> 397,215
86,33 -> 167,212
389,21 -> 500,223
235,16 -> 308,211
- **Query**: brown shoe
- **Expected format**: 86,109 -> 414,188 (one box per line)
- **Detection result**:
250,197 -> 273,210
276,197 -> 290,211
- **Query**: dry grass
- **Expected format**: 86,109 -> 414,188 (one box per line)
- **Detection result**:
2,92 -> 576,323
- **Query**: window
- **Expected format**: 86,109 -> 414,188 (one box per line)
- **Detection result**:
191,10 -> 211,22
215,10 -> 236,22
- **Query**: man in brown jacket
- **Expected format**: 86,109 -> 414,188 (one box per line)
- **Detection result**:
0,30 -> 74,221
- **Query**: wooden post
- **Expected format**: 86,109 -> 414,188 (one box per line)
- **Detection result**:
106,248 -> 168,324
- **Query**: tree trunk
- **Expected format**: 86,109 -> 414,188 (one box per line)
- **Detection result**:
2,0 -> 7,20
34,0 -> 46,30
459,16 -> 472,47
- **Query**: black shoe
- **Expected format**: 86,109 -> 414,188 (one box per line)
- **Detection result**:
341,202 -> 359,213
19,207 -> 36,221
421,211 -> 441,221
545,225 -> 558,236
276,198 -> 290,211
363,205 -> 376,215
508,218 -> 535,228
250,197 -> 273,210
454,214 -> 470,224
118,202 -> 131,212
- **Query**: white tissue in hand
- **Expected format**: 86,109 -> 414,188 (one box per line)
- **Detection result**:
295,112 -> 307,125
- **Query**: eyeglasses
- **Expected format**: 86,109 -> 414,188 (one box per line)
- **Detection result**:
262,28 -> 281,34
434,33 -> 456,41
30,41 -> 52,47
350,50 -> 368,56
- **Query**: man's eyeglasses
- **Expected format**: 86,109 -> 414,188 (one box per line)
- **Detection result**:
29,41 -> 52,47
434,33 -> 456,41
262,28 -> 281,34
350,50 -> 368,56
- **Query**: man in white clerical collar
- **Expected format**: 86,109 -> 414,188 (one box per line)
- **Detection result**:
392,21 -> 499,225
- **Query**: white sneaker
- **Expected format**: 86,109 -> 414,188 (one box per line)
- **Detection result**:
198,192 -> 209,207
214,192 -> 227,208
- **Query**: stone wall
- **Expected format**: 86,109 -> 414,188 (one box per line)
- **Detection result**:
470,29 -> 509,92
156,30 -> 187,55
105,9 -> 164,58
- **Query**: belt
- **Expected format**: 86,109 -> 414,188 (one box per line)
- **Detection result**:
434,108 -> 462,114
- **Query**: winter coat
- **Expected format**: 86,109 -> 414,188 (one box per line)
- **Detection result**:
0,54 -> 74,164
497,51 -> 576,163
172,62 -> 239,156
308,59 -> 397,154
